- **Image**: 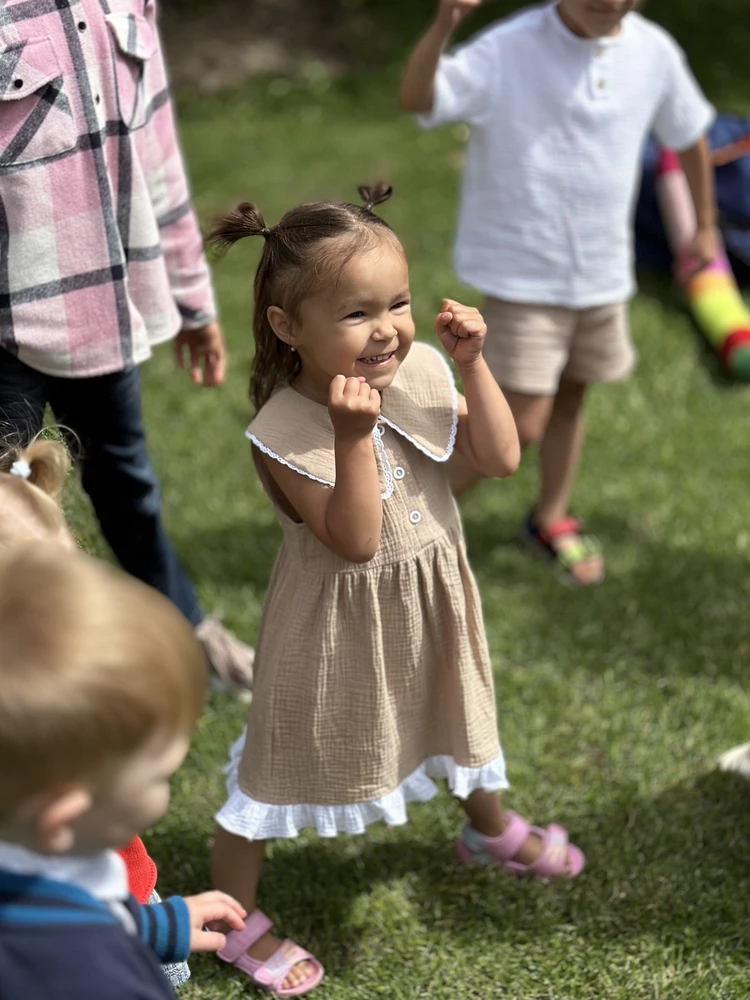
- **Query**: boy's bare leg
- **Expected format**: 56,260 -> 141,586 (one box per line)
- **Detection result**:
448,391 -> 553,497
449,384 -> 602,582
534,379 -> 603,584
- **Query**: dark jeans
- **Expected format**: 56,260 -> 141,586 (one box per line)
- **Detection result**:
0,348 -> 202,627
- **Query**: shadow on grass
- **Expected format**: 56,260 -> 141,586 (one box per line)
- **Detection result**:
462,506 -> 750,685
161,767 -> 750,987
171,486 -> 750,686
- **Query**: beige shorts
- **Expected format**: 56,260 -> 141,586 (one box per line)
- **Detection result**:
481,298 -> 636,396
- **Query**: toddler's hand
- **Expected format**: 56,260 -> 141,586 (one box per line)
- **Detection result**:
436,0 -> 483,29
182,890 -> 246,953
328,375 -> 381,441
435,299 -> 486,368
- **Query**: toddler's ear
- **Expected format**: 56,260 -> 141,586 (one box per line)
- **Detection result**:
36,786 -> 92,854
266,306 -> 297,348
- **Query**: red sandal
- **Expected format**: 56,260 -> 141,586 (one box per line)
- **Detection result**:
522,512 -> 605,586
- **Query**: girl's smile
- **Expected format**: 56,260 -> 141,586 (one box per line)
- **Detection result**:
357,350 -> 397,370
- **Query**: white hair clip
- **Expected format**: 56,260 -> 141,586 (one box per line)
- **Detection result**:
9,460 -> 32,480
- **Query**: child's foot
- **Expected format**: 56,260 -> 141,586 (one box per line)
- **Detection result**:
217,909 -> 324,996
456,811 -> 585,880
522,512 -> 604,586
247,932 -> 317,992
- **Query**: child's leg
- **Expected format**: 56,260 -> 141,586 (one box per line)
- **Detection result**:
446,298 -> 567,498
536,378 -> 587,524
487,384 -> 600,585
212,826 -> 316,991
447,392 -> 553,497
530,301 -> 634,584
461,790 -> 543,866
533,378 -> 603,585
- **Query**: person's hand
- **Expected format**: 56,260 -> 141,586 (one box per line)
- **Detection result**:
174,320 -> 226,387
182,891 -> 246,953
435,299 -> 486,368
675,227 -> 718,285
328,376 -> 381,441
436,0 -> 483,30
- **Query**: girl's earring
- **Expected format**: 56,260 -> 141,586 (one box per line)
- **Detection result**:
290,346 -> 296,353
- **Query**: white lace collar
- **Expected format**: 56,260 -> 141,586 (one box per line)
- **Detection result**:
246,342 -> 458,493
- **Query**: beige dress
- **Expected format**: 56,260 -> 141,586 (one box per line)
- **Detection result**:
216,343 -> 506,841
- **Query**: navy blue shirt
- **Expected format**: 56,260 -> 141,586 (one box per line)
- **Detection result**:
0,870 -> 191,1000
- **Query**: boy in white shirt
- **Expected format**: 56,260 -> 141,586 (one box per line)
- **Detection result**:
401,0 -> 716,584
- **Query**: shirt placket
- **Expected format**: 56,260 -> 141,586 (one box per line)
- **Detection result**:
588,43 -> 612,102
72,10 -> 106,130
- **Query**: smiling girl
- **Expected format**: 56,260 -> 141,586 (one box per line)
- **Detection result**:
207,186 -> 584,997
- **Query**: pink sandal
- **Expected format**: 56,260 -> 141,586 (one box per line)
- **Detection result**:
455,811 -> 585,880
217,909 -> 324,996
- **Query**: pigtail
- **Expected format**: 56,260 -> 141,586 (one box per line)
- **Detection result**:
357,182 -> 393,213
207,201 -> 299,410
22,440 -> 70,503
0,436 -> 70,504
206,202 -> 272,255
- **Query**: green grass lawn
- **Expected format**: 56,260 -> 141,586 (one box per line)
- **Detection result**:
64,6 -> 750,997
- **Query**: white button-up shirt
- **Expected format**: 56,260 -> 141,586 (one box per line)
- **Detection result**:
418,5 -> 714,309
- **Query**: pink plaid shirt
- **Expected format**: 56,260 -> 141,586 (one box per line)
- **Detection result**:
0,0 -> 216,378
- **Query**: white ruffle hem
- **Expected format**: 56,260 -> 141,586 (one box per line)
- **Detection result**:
215,730 -> 508,840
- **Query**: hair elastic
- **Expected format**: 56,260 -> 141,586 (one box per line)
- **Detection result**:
261,227 -> 271,238
9,460 -> 32,480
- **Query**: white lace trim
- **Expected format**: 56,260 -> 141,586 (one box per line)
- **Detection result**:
378,346 -> 459,463
247,429 -> 394,501
246,431 -> 334,488
215,731 -> 508,840
372,425 -> 394,500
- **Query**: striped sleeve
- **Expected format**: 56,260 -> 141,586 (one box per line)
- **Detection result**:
135,895 -> 191,964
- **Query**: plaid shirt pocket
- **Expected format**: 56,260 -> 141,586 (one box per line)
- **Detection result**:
105,10 -> 158,131
0,36 -> 76,168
